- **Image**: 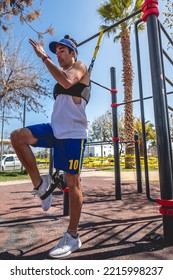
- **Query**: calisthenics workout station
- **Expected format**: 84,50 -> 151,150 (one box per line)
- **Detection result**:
48,0 -> 173,246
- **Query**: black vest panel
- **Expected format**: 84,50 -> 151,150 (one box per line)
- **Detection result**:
53,82 -> 90,104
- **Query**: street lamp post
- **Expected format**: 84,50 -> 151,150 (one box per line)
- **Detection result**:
23,95 -> 27,128
0,43 -> 6,171
0,105 -> 5,171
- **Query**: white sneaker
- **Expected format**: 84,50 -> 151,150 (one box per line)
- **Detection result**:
49,232 -> 82,258
34,174 -> 52,211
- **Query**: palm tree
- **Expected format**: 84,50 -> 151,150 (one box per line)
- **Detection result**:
97,0 -> 143,168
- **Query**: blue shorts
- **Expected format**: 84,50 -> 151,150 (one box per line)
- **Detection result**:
27,123 -> 86,174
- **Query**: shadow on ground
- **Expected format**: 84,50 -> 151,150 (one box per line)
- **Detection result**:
0,176 -> 173,260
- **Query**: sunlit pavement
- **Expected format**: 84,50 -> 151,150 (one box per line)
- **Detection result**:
0,170 -> 172,260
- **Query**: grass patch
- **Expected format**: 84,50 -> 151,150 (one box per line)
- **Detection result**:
93,166 -> 158,172
0,171 -> 29,182
0,166 -> 159,182
95,167 -> 136,172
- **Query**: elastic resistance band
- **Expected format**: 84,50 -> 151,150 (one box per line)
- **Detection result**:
93,29 -> 104,59
88,29 -> 104,76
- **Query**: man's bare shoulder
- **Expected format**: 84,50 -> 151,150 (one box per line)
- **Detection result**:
73,60 -> 87,69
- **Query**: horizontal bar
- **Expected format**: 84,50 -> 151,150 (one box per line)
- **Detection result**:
118,90 -> 173,107
90,79 -> 111,91
118,95 -> 152,106
160,22 -> 173,47
163,49 -> 173,66
168,105 -> 173,112
165,76 -> 173,87
77,9 -> 141,47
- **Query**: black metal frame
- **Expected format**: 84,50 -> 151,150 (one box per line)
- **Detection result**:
49,0 -> 173,245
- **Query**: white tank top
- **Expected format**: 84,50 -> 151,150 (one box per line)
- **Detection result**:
51,94 -> 88,139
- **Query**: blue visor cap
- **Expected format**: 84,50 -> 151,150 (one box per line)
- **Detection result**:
49,38 -> 77,54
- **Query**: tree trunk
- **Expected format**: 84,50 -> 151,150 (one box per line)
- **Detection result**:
121,28 -> 134,168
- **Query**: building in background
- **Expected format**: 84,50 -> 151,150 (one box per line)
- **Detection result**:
84,142 -> 114,157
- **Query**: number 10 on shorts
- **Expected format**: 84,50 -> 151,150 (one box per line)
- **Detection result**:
69,159 -> 79,170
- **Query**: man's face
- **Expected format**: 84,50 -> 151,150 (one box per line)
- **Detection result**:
56,45 -> 75,69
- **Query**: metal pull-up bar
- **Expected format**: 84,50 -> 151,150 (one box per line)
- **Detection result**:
77,9 -> 142,47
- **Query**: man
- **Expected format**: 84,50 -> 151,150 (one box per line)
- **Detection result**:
10,35 -> 90,258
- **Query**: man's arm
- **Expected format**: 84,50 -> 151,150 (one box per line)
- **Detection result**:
44,59 -> 87,88
29,39 -> 86,88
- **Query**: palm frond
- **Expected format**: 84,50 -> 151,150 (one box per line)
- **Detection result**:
137,22 -> 145,31
134,0 -> 143,11
113,34 -> 122,43
122,0 -> 133,9
100,24 -> 120,37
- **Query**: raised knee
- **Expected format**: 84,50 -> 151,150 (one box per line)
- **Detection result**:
11,127 -> 37,147
10,128 -> 25,147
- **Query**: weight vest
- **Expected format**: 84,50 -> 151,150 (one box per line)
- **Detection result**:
53,82 -> 90,104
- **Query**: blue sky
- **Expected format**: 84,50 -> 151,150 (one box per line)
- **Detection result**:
1,0 -> 173,138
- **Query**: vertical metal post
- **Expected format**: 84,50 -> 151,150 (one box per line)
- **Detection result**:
23,96 -> 26,128
144,3 -> 173,244
146,16 -> 173,197
134,134 -> 142,193
110,67 -> 121,200
20,95 -> 27,172
157,21 -> 173,172
48,151 -> 69,216
63,172 -> 69,216
0,105 -> 5,171
49,148 -> 54,176
0,43 -> 6,171
135,20 -> 155,201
